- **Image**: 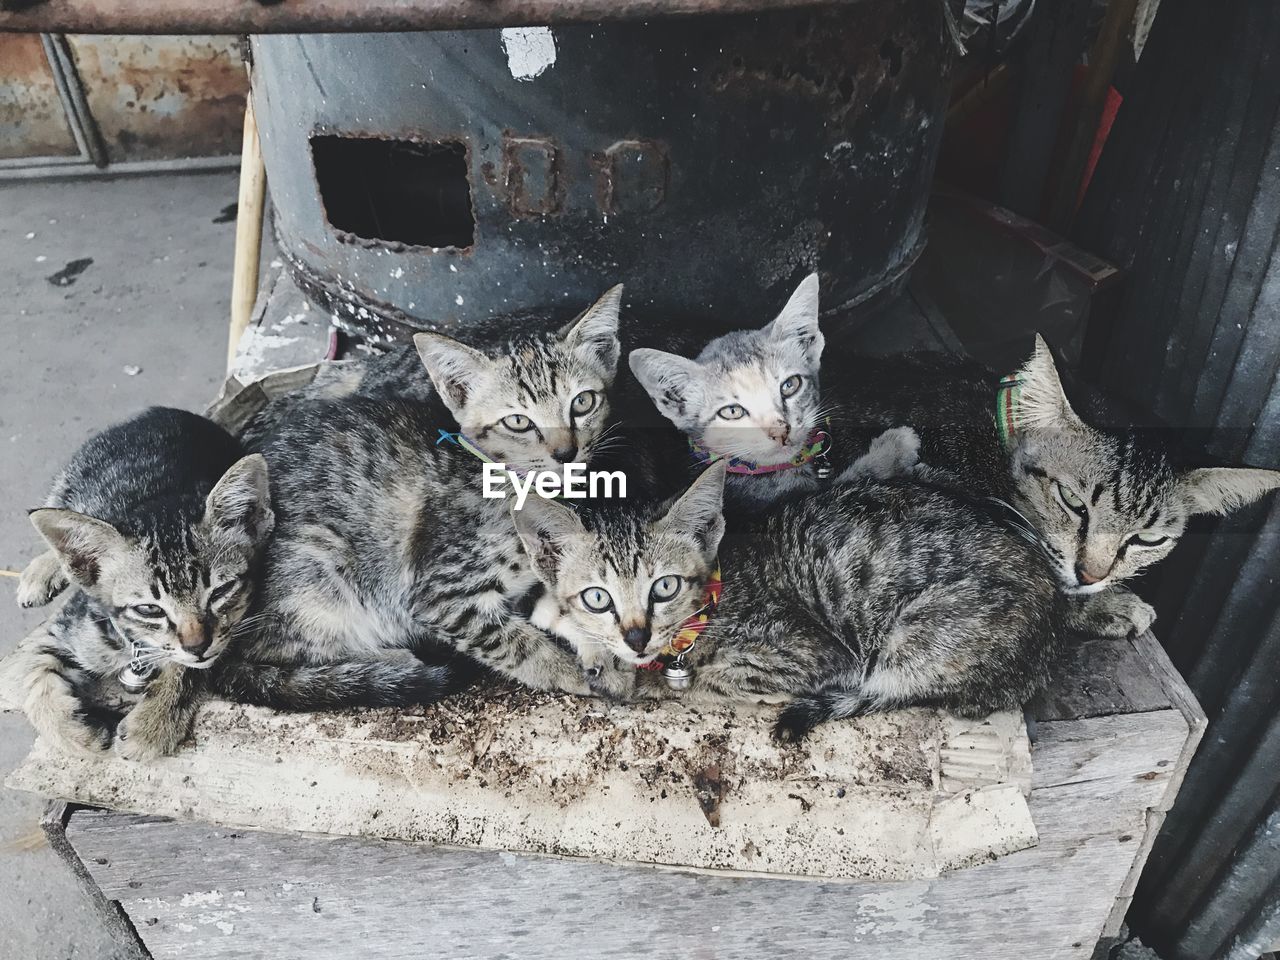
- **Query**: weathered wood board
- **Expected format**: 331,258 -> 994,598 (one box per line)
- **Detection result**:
54,706 -> 1188,960
3,627 -> 1201,960
5,671 -> 1037,882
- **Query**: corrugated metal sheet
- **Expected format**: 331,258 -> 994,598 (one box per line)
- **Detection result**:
1074,0 -> 1280,958
0,33 -> 77,159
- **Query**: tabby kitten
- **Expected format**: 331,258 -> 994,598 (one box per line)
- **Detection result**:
6,408 -> 272,759
838,336 -> 1280,636
515,463 -> 1065,740
243,287 -> 625,474
212,288 -> 636,711
630,274 -> 1280,635
629,273 -> 837,511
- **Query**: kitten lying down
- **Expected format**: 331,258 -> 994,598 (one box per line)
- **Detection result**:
630,274 -> 1280,638
516,456 -> 1066,741
4,408 -> 272,760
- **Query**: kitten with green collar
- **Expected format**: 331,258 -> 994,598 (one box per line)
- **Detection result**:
629,276 -> 1280,636
5,408 -> 272,759
514,463 -> 1065,740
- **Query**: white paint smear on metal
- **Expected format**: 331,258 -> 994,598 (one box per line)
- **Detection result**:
500,27 -> 557,81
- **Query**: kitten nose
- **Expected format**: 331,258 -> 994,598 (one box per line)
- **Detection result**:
1075,565 -> 1106,586
552,445 -> 578,464
178,622 -> 213,658
622,626 -> 651,654
766,423 -> 791,445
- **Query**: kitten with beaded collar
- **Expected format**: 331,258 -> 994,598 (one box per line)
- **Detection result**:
515,463 -> 1065,739
5,408 -> 272,759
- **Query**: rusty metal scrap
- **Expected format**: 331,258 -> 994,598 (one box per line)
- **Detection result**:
0,0 -> 872,36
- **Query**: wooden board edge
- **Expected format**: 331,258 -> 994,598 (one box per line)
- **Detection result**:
42,801 -> 152,960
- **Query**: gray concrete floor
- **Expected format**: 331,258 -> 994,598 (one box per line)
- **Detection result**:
0,171 -> 248,960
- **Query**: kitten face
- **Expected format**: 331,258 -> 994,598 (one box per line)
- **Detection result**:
630,273 -> 825,466
30,455 -> 274,669
414,286 -> 623,472
513,465 -> 726,666
1010,336 -> 1280,594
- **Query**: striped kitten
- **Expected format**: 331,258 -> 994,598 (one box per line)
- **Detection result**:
630,273 -> 1280,636
212,289 -> 637,710
515,464 -> 1065,739
836,336 -> 1280,637
243,287 -> 626,472
6,408 -> 272,759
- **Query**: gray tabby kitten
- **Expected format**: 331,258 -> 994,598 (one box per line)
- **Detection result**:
839,336 -> 1280,637
629,273 -> 832,511
630,274 -> 1280,636
514,463 -> 1064,739
213,288 -> 636,709
5,408 -> 272,759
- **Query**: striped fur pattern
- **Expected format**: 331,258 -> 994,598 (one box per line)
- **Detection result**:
214,292 -> 637,712
629,274 -> 834,511
519,464 -> 1065,740
243,287 -> 625,477
10,408 -> 273,758
834,336 -> 1280,635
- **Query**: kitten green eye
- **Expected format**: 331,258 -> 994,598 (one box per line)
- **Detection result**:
1130,532 -> 1170,548
780,375 -> 803,398
580,587 -> 614,613
717,404 -> 746,421
1053,481 -> 1087,516
571,390 -> 598,417
209,579 -> 240,604
651,575 -> 682,601
502,414 -> 534,433
131,604 -> 165,618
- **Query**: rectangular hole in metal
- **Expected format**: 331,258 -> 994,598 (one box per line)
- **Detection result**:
311,135 -> 474,248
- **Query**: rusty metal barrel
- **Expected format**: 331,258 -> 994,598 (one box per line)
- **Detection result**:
249,0 -> 956,339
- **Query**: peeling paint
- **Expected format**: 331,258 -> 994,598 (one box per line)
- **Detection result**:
500,27 -> 556,81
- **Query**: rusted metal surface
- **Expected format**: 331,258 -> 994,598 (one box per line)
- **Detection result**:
1,0 -> 875,36
0,33 -> 77,160
254,0 -> 954,336
65,36 -> 247,162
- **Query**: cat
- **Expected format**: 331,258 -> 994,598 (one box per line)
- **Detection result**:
210,287 -> 638,711
628,275 -> 1280,636
5,407 -> 273,759
628,273 -> 840,512
513,462 -> 1065,740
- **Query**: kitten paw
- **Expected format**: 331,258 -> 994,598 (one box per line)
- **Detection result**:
773,698 -> 822,743
1065,587 -> 1158,638
15,552 -> 68,608
840,426 -> 921,483
113,706 -> 186,761
585,660 -> 636,702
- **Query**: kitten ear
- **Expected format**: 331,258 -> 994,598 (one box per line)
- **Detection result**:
28,508 -> 129,589
1014,334 -> 1084,431
629,349 -> 705,422
766,273 -> 824,358
562,285 -> 623,377
1178,467 -> 1280,516
511,497 -> 586,583
414,332 -> 493,414
205,454 -> 275,547
659,463 -> 727,557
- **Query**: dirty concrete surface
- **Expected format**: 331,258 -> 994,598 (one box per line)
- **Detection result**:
0,170 -> 268,960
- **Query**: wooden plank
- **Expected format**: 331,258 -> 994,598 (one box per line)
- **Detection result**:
1033,631 -> 1176,721
38,801 -> 149,960
64,708 -> 1190,960
5,689 -> 1037,883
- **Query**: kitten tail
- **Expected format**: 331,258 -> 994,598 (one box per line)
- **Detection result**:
212,659 -> 462,711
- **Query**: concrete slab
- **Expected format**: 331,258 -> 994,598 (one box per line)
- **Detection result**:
0,171 -> 274,960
